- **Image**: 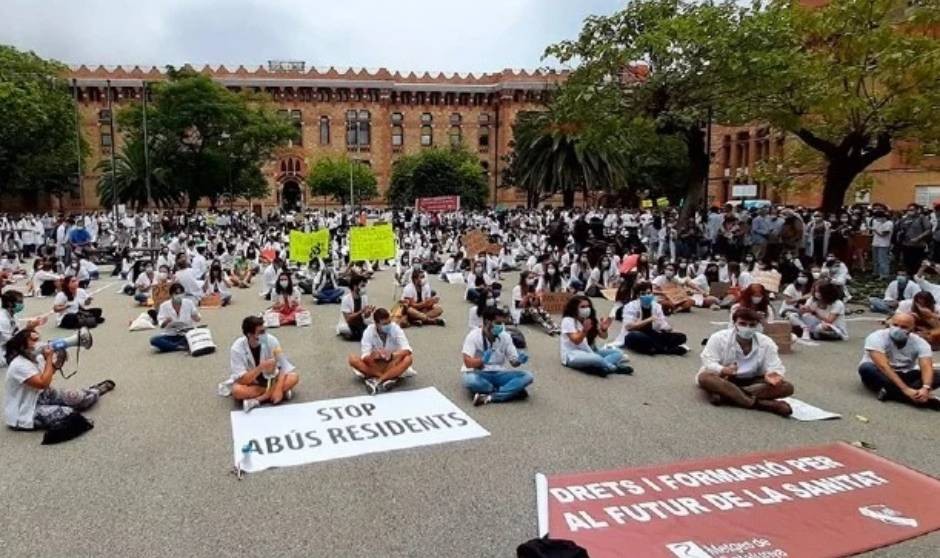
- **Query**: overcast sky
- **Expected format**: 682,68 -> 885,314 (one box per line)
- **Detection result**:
1,0 -> 625,74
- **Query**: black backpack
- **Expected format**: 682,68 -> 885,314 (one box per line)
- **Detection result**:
517,536 -> 589,558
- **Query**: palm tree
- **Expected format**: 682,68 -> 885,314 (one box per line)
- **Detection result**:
96,139 -> 180,210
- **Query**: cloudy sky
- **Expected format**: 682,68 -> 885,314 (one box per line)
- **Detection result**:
1,0 -> 625,74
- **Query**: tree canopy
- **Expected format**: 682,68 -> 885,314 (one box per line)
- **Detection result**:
387,147 -> 489,209
306,155 -> 378,205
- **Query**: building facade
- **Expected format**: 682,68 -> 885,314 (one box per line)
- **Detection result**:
11,62 -> 566,213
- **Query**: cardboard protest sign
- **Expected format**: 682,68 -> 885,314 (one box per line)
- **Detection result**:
709,282 -> 731,300
752,270 -> 782,293
659,284 -> 691,306
536,442 -> 940,558
200,293 -> 222,309
462,230 -> 489,258
349,223 -> 396,261
289,229 -> 330,263
415,195 -> 460,213
151,282 -> 170,309
231,387 -> 489,472
656,197 -> 670,208
601,288 -> 619,302
541,292 -> 573,314
763,321 -> 793,354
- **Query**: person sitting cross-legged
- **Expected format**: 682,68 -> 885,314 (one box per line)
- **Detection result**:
399,269 -> 445,327
348,308 -> 416,395
696,307 -> 794,417
461,307 -> 534,406
559,295 -> 633,377
615,281 -> 688,356
857,312 -> 940,410
337,275 -> 374,342
220,315 -> 300,413
150,283 -> 201,353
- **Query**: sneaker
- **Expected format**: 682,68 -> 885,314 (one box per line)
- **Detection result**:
365,378 -> 379,396
473,393 -> 491,407
402,367 -> 418,378
708,393 -> 724,406
876,387 -> 889,402
381,379 -> 398,392
615,364 -> 634,375
436,318 -> 446,327
925,397 -> 940,411
351,367 -> 366,379
285,389 -> 294,401
243,398 -> 261,413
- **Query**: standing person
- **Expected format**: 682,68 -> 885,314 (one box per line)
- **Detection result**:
870,210 -> 894,280
150,283 -> 202,353
898,204 -> 930,275
559,295 -> 633,376
220,315 -> 300,413
857,313 -> 939,410
347,308 -> 416,395
461,307 -> 534,406
696,308 -> 794,417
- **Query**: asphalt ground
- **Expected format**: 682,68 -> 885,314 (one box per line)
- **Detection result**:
0,268 -> 937,558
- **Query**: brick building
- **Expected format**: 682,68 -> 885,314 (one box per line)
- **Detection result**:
14,62 -> 565,213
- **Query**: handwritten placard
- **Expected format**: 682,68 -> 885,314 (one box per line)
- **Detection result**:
349,224 -> 397,261
541,292 -> 573,314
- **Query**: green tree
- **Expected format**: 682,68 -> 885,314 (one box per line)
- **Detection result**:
0,45 -> 87,199
95,139 -> 181,210
734,0 -> 940,212
306,155 -> 378,205
118,67 -> 294,208
387,147 -> 488,209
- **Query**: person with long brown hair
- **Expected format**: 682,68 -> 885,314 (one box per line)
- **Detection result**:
559,295 -> 632,376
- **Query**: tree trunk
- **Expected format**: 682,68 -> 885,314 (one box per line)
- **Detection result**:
820,160 -> 857,214
679,126 -> 708,224
562,187 -> 575,208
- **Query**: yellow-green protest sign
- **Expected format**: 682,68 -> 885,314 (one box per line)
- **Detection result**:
288,229 -> 330,263
641,200 -> 653,208
349,223 -> 397,261
656,197 -> 670,208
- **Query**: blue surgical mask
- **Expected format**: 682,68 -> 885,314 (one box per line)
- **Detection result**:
380,323 -> 392,335
492,324 -> 505,337
639,294 -> 654,307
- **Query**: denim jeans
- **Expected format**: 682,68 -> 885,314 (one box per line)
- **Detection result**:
564,347 -> 628,376
314,287 -> 344,304
462,370 -> 534,402
868,297 -> 897,315
133,292 -> 150,304
150,334 -> 188,353
871,246 -> 891,279
858,362 -> 940,402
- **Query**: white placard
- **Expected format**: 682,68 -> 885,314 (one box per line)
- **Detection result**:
783,397 -> 842,421
732,184 -> 757,198
231,387 -> 489,472
445,272 -> 465,284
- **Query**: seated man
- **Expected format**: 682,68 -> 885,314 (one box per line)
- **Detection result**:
615,281 -> 688,356
399,269 -> 445,327
697,308 -> 794,417
869,270 -> 919,314
150,283 -> 201,353
858,313 -> 940,409
221,315 -> 299,413
348,308 -> 415,395
337,275 -> 374,342
461,307 -> 533,406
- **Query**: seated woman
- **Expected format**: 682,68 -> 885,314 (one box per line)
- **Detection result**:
348,308 -> 416,395
795,282 -> 848,341
202,262 -> 233,306
615,281 -> 688,356
559,295 -> 633,376
686,263 -> 722,309
28,258 -> 62,298
337,276 -> 374,342
899,291 -> 940,349
780,270 -> 814,335
511,271 -> 559,335
536,262 -> 565,295
652,263 -> 694,314
132,262 -> 156,306
400,270 -> 445,327
53,276 -> 104,329
464,260 -> 494,305
468,285 -> 499,330
3,328 -> 115,430
270,272 -> 304,326
231,252 -> 254,288
150,283 -> 202,353
567,254 -> 592,293
729,283 -> 776,328
312,258 -> 344,305
220,315 -> 300,413
1,290 -> 46,359
608,273 -> 637,322
584,255 -> 619,298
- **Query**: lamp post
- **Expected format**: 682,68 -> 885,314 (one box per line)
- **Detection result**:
106,79 -> 118,222
72,78 -> 84,213
141,80 -> 151,209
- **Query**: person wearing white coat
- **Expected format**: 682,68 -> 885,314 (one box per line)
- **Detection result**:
219,315 -> 299,413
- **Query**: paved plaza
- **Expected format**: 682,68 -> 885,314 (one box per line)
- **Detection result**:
0,269 -> 937,558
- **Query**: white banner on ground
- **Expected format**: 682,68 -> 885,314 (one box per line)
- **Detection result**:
231,387 -> 489,472
783,397 -> 842,421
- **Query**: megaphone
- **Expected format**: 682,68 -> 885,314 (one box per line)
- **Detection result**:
35,327 -> 93,378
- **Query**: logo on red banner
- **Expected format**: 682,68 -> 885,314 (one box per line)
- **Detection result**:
536,443 -> 940,558
415,195 -> 460,213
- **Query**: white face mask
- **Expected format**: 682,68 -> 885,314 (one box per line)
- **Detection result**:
578,307 -> 592,319
750,296 -> 763,305
664,271 -> 675,279
796,277 -> 808,285
279,280 -> 289,288
736,325 -> 757,340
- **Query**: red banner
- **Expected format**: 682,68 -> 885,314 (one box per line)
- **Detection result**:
537,443 -> 940,558
415,195 -> 460,213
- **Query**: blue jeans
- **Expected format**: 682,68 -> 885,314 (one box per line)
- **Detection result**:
315,288 -> 344,304
463,370 -> 534,402
872,246 -> 891,279
564,347 -> 629,377
858,362 -> 940,402
150,334 -> 188,353
133,292 -> 149,304
869,297 -> 897,315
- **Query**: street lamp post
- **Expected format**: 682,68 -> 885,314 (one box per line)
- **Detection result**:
72,78 -> 84,213
106,79 -> 118,223
141,80 -> 151,209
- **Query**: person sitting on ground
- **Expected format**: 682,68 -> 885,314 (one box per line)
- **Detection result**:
779,270 -> 814,334
696,307 -> 794,417
130,261 -> 155,305
796,281 -> 848,341
729,283 -> 776,328
150,282 -> 201,353
898,291 -> 940,349
461,307 -> 534,406
536,261 -> 565,294
260,257 -> 280,300
464,259 -> 494,304
53,276 -> 104,329
869,269 -> 920,315
202,262 -> 233,306
347,307 -> 416,395
400,270 -> 445,327
29,258 -> 62,298
270,271 -> 304,325
4,328 -> 115,430
652,262 -> 694,314
559,295 -> 633,376
337,275 -> 373,342
615,281 -> 688,356
173,256 -> 204,302
1,290 -> 45,363
221,315 -> 300,413
511,271 -> 560,335
312,257 -> 344,304
468,285 -> 499,330
857,312 -> 939,410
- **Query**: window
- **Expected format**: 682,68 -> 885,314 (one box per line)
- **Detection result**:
450,113 -> 461,126
479,113 -> 491,125
421,125 -> 433,146
346,110 -> 371,148
449,126 -> 461,147
915,185 -> 940,207
478,125 -> 490,151
421,112 -> 433,124
290,110 -> 303,146
391,112 -> 403,124
319,116 -> 330,145
392,125 -> 404,147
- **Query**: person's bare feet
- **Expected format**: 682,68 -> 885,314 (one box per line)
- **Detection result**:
754,399 -> 792,417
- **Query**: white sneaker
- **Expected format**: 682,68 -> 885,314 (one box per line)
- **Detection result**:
381,379 -> 398,392
365,378 -> 379,395
243,398 -> 261,413
351,367 -> 366,379
284,389 -> 294,401
402,367 -> 418,378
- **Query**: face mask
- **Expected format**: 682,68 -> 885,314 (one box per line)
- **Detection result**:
491,324 -> 505,337
578,307 -> 592,319
664,271 -> 675,279
796,277 -> 808,285
145,267 -> 154,273
279,280 -> 289,288
526,279 -> 536,287
736,325 -> 757,340
751,296 -> 763,305
172,294 -> 183,304
812,272 -> 820,279
359,287 -> 367,296
897,276 -> 907,284
380,323 -> 391,335
547,268 -> 556,275
888,326 -> 909,344
639,294 -> 654,307
485,298 -> 497,307
12,302 -> 24,315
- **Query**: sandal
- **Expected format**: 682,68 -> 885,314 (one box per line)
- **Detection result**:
91,379 -> 116,395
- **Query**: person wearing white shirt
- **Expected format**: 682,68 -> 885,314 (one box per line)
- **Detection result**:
795,282 -> 848,341
559,295 -> 632,376
202,262 -> 233,306
260,260 -> 280,300
347,308 -> 415,395
870,211 -> 894,279
220,315 -> 299,413
869,271 -> 920,314
191,245 -> 208,280
337,276 -> 373,341
461,307 -> 534,406
616,282 -> 688,355
53,277 -> 103,329
0,290 -> 45,367
697,307 -> 794,417
4,328 -> 114,430
510,271 -> 559,335
400,270 -> 445,327
464,260 -> 493,304
858,313 -> 939,409
132,264 -> 156,305
150,283 -> 201,353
